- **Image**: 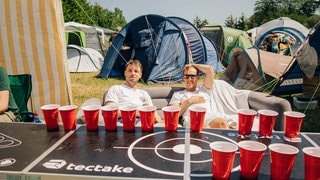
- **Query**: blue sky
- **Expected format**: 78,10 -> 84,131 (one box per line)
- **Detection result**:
88,0 -> 256,25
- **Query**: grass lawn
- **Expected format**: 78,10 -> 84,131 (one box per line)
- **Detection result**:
70,72 -> 320,132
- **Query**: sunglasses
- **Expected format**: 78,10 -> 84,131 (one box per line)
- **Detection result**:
183,74 -> 198,79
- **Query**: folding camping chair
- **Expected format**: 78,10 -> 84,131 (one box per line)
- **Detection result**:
8,74 -> 34,122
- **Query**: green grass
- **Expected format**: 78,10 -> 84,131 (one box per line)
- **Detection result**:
70,72 -> 184,108
70,72 -> 320,132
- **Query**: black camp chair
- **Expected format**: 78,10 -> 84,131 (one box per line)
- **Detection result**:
8,74 -> 34,122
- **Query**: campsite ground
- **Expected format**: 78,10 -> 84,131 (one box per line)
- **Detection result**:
70,72 -> 320,132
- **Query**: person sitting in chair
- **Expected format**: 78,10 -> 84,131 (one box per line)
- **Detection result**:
0,66 -> 19,122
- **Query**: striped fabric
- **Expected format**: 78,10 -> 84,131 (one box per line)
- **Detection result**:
0,0 -> 72,117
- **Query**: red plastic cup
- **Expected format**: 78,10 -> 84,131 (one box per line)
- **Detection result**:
137,106 -> 156,132
238,140 -> 267,179
269,143 -> 299,180
58,105 -> 77,131
101,105 -> 118,131
258,109 -> 278,137
284,111 -> 305,138
82,105 -> 100,131
189,106 -> 206,132
210,141 -> 238,180
303,147 -> 320,180
162,106 -> 180,132
238,109 -> 257,136
41,104 -> 60,131
120,106 -> 137,132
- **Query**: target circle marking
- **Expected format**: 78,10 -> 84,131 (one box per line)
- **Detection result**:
127,130 -> 240,177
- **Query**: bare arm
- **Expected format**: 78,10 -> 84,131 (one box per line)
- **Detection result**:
171,96 -> 205,116
105,101 -> 122,117
154,111 -> 163,123
0,90 -> 9,113
192,64 -> 215,90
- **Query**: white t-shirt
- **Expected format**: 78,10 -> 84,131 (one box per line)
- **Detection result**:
169,86 -> 215,125
104,84 -> 153,108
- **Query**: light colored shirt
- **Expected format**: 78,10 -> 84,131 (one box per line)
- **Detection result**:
104,84 -> 153,108
169,86 -> 214,125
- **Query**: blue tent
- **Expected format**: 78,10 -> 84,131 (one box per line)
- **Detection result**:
98,14 -> 188,83
168,16 -> 224,73
202,35 -> 225,73
98,14 -> 222,83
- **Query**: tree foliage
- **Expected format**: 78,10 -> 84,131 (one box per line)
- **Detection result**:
224,15 -> 237,28
62,0 -> 127,30
224,0 -> 320,30
62,0 -> 320,32
193,16 -> 209,29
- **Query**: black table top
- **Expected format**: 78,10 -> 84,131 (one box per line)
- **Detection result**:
1,123 -> 319,179
0,122 -> 68,173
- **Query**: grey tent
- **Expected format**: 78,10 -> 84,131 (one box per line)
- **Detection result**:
65,22 -> 113,56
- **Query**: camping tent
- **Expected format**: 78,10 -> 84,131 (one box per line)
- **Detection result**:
0,0 -> 71,118
295,22 -> 320,97
199,25 -> 253,66
98,14 -> 223,83
202,35 -> 225,73
98,14 -> 188,83
65,22 -> 113,57
221,47 -> 304,96
67,45 -> 104,72
248,17 -> 309,47
65,22 -> 113,73
167,16 -> 225,73
167,16 -> 207,64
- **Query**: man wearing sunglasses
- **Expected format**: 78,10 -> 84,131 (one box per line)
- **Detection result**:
169,64 -> 229,128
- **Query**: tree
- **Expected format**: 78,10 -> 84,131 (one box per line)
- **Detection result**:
252,0 -> 281,25
90,4 -> 126,30
62,0 -> 127,30
249,0 -> 320,28
224,15 -> 237,28
223,0 -> 320,30
236,13 -> 250,30
62,0 -> 93,25
193,16 -> 208,29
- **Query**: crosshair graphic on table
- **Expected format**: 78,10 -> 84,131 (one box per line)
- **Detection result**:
113,130 -> 240,177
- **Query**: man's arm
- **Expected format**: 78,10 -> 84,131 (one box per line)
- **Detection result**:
154,111 -> 163,123
105,101 -> 122,117
170,96 -> 205,117
0,68 -> 10,113
192,64 -> 215,90
0,90 -> 9,113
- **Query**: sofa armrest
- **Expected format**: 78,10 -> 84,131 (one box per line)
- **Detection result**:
248,91 -> 292,131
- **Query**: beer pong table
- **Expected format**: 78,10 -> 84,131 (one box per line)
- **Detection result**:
0,122 -> 319,180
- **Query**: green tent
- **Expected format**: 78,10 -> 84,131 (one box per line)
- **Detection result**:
200,25 -> 253,66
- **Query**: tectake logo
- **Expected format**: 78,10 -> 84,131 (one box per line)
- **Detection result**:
43,159 -> 133,173
43,159 -> 67,169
